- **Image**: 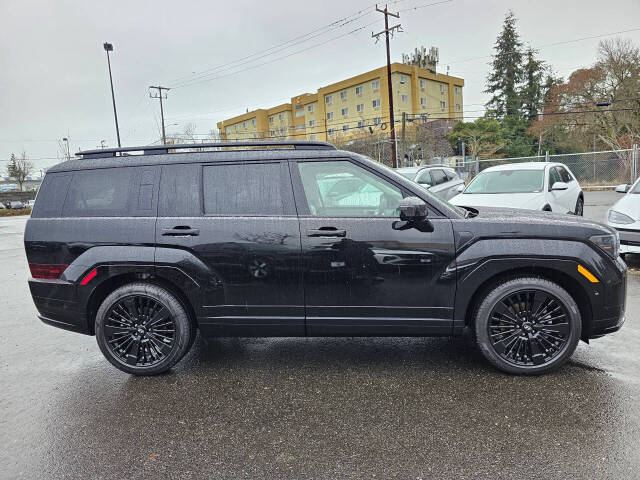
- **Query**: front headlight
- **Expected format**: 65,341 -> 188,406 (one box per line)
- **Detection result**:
608,209 -> 634,224
590,232 -> 620,259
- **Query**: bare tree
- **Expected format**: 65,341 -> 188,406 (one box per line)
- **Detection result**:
7,152 -> 34,191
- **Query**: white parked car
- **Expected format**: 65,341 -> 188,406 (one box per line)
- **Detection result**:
607,179 -> 640,255
450,162 -> 583,215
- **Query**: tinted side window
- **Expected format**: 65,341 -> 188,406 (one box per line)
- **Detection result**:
416,170 -> 432,185
31,173 -> 72,218
445,169 -> 458,181
430,169 -> 447,185
159,163 -> 201,217
549,168 -> 562,188
203,162 -> 284,215
558,166 -> 573,183
62,168 -> 134,217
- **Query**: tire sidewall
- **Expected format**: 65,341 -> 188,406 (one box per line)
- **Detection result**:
95,283 -> 192,375
475,277 -> 582,375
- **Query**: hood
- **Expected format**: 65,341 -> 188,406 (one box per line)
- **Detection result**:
450,192 -> 545,210
611,193 -> 640,220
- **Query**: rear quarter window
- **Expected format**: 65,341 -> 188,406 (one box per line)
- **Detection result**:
62,168 -> 135,217
31,173 -> 72,218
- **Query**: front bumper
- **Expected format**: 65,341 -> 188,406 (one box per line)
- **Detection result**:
614,228 -> 640,254
588,255 -> 627,338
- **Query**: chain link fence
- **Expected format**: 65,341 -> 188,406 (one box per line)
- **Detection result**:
444,147 -> 639,188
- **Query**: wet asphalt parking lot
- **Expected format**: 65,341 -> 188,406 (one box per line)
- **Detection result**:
1,191 -> 639,479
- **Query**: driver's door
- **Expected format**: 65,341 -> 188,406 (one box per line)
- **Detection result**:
290,158 -> 456,336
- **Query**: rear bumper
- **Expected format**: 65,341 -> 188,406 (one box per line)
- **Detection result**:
29,279 -> 91,335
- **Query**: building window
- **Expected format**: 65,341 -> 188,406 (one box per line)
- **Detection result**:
401,94 -> 408,103
310,134 -> 317,140
280,127 -> 286,134
326,112 -> 334,120
356,103 -> 364,113
456,104 -> 461,111
371,79 -> 380,90
234,125 -> 238,132
373,117 -> 382,125
440,101 -> 446,110
357,120 -> 366,128
269,117 -> 274,124
242,121 -> 247,128
225,127 -> 230,134
440,84 -> 446,94
307,104 -> 315,112
295,109 -> 305,118
355,85 -> 363,95
296,125 -> 305,131
253,132 -> 258,138
251,119 -> 256,127
420,97 -> 426,106
341,107 -> 348,117
328,128 -> 335,135
270,130 -> 275,137
340,91 -> 347,100
455,86 -> 461,95
400,74 -> 407,84
325,95 -> 332,104
278,113 -> 284,121
342,125 -> 349,132
420,79 -> 426,89
372,99 -> 381,108
308,120 -> 315,128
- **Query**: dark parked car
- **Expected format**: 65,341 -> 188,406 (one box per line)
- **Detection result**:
25,141 -> 626,376
396,165 -> 464,201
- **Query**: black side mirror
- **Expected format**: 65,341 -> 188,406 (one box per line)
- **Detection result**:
398,196 -> 428,221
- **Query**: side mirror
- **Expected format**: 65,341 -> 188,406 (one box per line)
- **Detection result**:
456,184 -> 465,193
398,196 -> 428,222
616,184 -> 630,193
551,181 -> 569,191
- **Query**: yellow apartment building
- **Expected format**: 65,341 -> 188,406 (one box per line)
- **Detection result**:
217,63 -> 464,142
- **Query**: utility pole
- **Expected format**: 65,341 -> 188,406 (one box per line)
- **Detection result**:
372,4 -> 401,168
149,86 -> 170,145
103,42 -> 121,148
401,112 -> 406,166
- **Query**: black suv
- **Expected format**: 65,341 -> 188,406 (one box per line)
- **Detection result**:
25,141 -> 626,375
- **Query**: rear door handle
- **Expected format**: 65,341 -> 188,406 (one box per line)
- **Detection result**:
307,228 -> 346,238
162,226 -> 200,237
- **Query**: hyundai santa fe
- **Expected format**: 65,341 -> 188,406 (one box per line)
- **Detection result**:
24,141 -> 626,376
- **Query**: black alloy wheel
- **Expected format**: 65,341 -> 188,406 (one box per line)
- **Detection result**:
96,283 -> 194,375
475,277 -> 581,375
103,295 -> 176,367
488,290 -> 570,367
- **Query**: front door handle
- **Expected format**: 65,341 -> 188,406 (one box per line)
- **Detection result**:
162,226 -> 200,237
307,227 -> 346,238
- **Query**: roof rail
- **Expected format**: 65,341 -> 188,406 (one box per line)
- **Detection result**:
77,141 -> 336,159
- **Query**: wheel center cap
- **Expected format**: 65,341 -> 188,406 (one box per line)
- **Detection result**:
522,322 -> 533,332
137,327 -> 146,335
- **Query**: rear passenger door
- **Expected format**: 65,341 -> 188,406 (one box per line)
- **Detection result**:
426,169 -> 449,199
155,160 -> 304,336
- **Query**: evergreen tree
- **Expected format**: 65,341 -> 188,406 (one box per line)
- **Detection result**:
485,11 -> 523,119
520,47 -> 547,121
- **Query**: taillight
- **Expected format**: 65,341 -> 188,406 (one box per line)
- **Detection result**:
29,263 -> 68,280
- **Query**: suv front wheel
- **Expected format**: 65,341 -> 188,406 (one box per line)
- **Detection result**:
475,277 -> 581,375
95,283 -> 195,375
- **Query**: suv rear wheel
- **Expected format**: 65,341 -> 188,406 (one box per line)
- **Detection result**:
474,277 -> 581,375
95,283 -> 194,375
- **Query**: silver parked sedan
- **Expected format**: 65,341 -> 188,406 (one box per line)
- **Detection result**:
396,165 -> 465,201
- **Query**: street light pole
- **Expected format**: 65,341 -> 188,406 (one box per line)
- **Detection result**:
103,42 -> 121,148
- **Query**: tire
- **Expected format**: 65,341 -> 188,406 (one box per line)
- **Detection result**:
474,276 -> 581,375
575,196 -> 584,216
95,282 -> 194,375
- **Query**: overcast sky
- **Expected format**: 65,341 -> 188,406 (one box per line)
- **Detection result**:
1,0 -> 639,171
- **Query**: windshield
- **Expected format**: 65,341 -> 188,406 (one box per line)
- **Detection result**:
630,179 -> 640,193
464,170 -> 544,194
396,169 -> 418,180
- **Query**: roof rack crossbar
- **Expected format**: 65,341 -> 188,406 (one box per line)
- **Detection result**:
77,141 -> 336,159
